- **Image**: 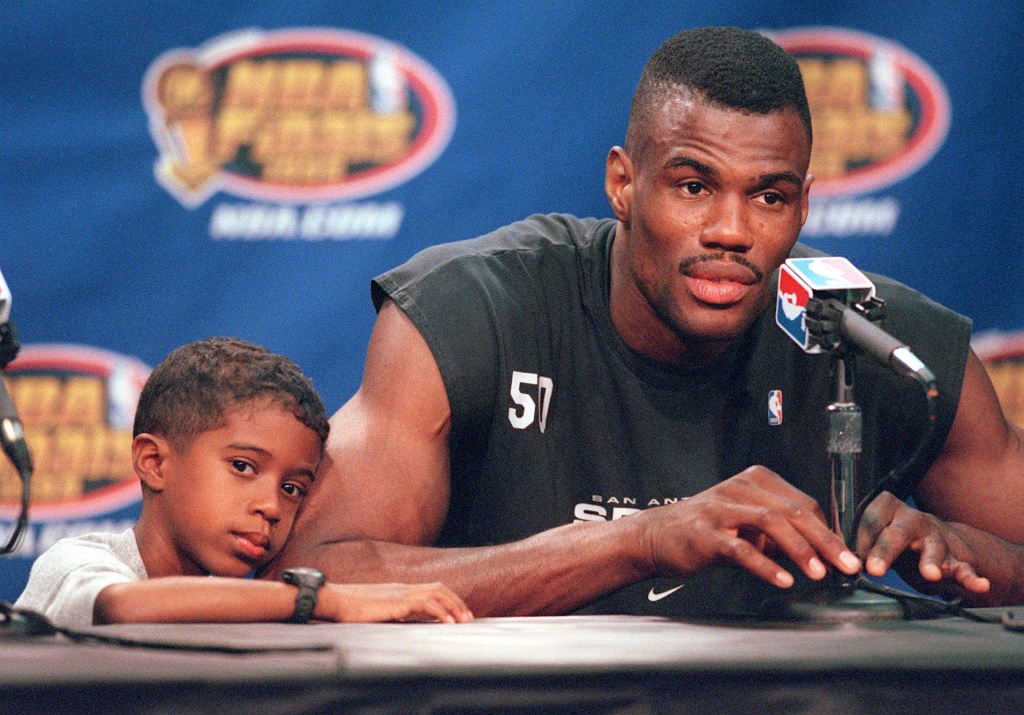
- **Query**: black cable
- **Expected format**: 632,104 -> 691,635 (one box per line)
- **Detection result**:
0,484 -> 30,555
0,601 -> 335,653
0,319 -> 30,556
0,438 -> 31,555
851,383 -> 937,538
811,304 -> 1013,628
852,573 -> 1005,624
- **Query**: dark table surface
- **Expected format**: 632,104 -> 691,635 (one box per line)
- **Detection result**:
4,609 -> 1024,714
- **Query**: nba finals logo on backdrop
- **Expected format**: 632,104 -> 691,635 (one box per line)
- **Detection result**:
769,27 -> 950,238
142,28 -> 455,240
973,332 -> 1024,430
0,345 -> 150,556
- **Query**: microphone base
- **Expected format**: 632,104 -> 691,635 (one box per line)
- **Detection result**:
762,582 -> 906,624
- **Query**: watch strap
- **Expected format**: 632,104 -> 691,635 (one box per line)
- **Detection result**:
281,567 -> 326,623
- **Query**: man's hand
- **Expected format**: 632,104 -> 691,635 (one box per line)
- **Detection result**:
638,466 -> 862,588
856,491 -> 991,598
316,582 -> 474,623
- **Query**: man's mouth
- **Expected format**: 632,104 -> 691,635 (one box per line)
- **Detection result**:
680,257 -> 762,306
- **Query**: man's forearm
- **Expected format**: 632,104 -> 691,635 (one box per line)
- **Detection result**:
267,518 -> 653,617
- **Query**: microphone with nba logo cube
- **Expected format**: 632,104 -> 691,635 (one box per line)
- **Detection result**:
776,257 -> 937,393
775,257 -> 938,550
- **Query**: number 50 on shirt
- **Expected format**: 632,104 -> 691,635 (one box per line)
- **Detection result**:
508,370 -> 553,433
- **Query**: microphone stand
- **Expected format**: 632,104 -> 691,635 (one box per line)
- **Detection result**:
828,352 -> 859,547
767,297 -> 905,622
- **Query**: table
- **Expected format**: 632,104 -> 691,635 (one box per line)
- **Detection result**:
3,611 -> 1024,714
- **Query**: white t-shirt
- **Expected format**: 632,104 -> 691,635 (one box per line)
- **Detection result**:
14,529 -> 147,628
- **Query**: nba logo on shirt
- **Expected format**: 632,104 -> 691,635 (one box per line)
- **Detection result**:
768,390 -> 783,426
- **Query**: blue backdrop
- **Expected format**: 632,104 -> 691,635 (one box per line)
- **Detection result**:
1,1 -> 1022,601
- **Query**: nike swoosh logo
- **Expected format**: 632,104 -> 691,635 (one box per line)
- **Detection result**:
647,584 -> 685,602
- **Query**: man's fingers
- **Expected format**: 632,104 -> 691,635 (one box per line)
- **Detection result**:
855,491 -> 901,557
916,534 -> 950,582
865,515 -> 915,577
707,530 -> 796,588
708,471 -> 862,578
651,469 -> 863,585
723,504 -> 857,581
718,468 -> 861,577
740,496 -> 861,578
944,559 -> 991,595
862,504 -> 992,598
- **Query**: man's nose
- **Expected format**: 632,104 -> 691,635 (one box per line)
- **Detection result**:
700,194 -> 753,252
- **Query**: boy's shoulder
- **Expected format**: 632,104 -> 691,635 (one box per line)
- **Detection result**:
36,529 -> 145,578
14,529 -> 146,628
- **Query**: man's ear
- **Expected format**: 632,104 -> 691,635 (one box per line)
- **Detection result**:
132,434 -> 171,492
800,173 -> 815,227
605,146 -> 634,225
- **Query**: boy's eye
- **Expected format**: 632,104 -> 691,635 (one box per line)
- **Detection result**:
281,482 -> 308,499
231,460 -> 255,474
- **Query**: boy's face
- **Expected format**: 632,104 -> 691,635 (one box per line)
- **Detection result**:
146,398 -> 321,577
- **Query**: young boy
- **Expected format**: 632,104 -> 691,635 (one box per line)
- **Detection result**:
15,337 -> 472,628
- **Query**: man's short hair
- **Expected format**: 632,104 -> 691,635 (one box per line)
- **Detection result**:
626,26 -> 812,155
133,337 -> 330,452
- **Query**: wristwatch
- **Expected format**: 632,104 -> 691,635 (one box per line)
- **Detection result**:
281,567 -> 326,623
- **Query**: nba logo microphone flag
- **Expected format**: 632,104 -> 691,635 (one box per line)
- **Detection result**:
776,257 -> 875,353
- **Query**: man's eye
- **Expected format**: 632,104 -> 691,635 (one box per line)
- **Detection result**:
763,192 -> 783,205
684,182 -> 703,195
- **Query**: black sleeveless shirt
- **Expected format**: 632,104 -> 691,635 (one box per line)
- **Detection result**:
372,214 -> 971,617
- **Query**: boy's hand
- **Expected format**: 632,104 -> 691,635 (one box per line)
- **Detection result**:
315,582 -> 474,623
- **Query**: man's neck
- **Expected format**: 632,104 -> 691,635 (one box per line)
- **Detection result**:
607,224 -> 732,367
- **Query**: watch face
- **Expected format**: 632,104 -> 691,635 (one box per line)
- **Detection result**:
284,567 -> 325,587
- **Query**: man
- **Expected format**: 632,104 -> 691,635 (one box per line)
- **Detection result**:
269,27 -> 1024,617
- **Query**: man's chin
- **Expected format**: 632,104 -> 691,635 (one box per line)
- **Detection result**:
682,307 -> 756,342
670,315 -> 762,361
693,294 -> 771,338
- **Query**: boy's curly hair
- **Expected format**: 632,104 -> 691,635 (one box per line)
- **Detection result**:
133,337 -> 329,452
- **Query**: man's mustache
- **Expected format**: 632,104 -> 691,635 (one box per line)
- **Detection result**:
678,253 -> 765,283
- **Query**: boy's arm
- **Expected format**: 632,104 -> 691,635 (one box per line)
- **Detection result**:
14,534 -> 143,629
93,577 -> 471,624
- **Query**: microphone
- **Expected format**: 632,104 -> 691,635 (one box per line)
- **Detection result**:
0,268 -> 32,483
767,258 -> 941,621
0,268 -> 32,555
832,302 -> 937,393
775,256 -> 936,393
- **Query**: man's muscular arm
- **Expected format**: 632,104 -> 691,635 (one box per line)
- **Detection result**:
267,300 -> 861,616
860,350 -> 1024,604
264,299 -> 653,615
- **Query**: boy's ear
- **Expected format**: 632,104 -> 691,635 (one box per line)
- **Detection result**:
132,434 -> 172,492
